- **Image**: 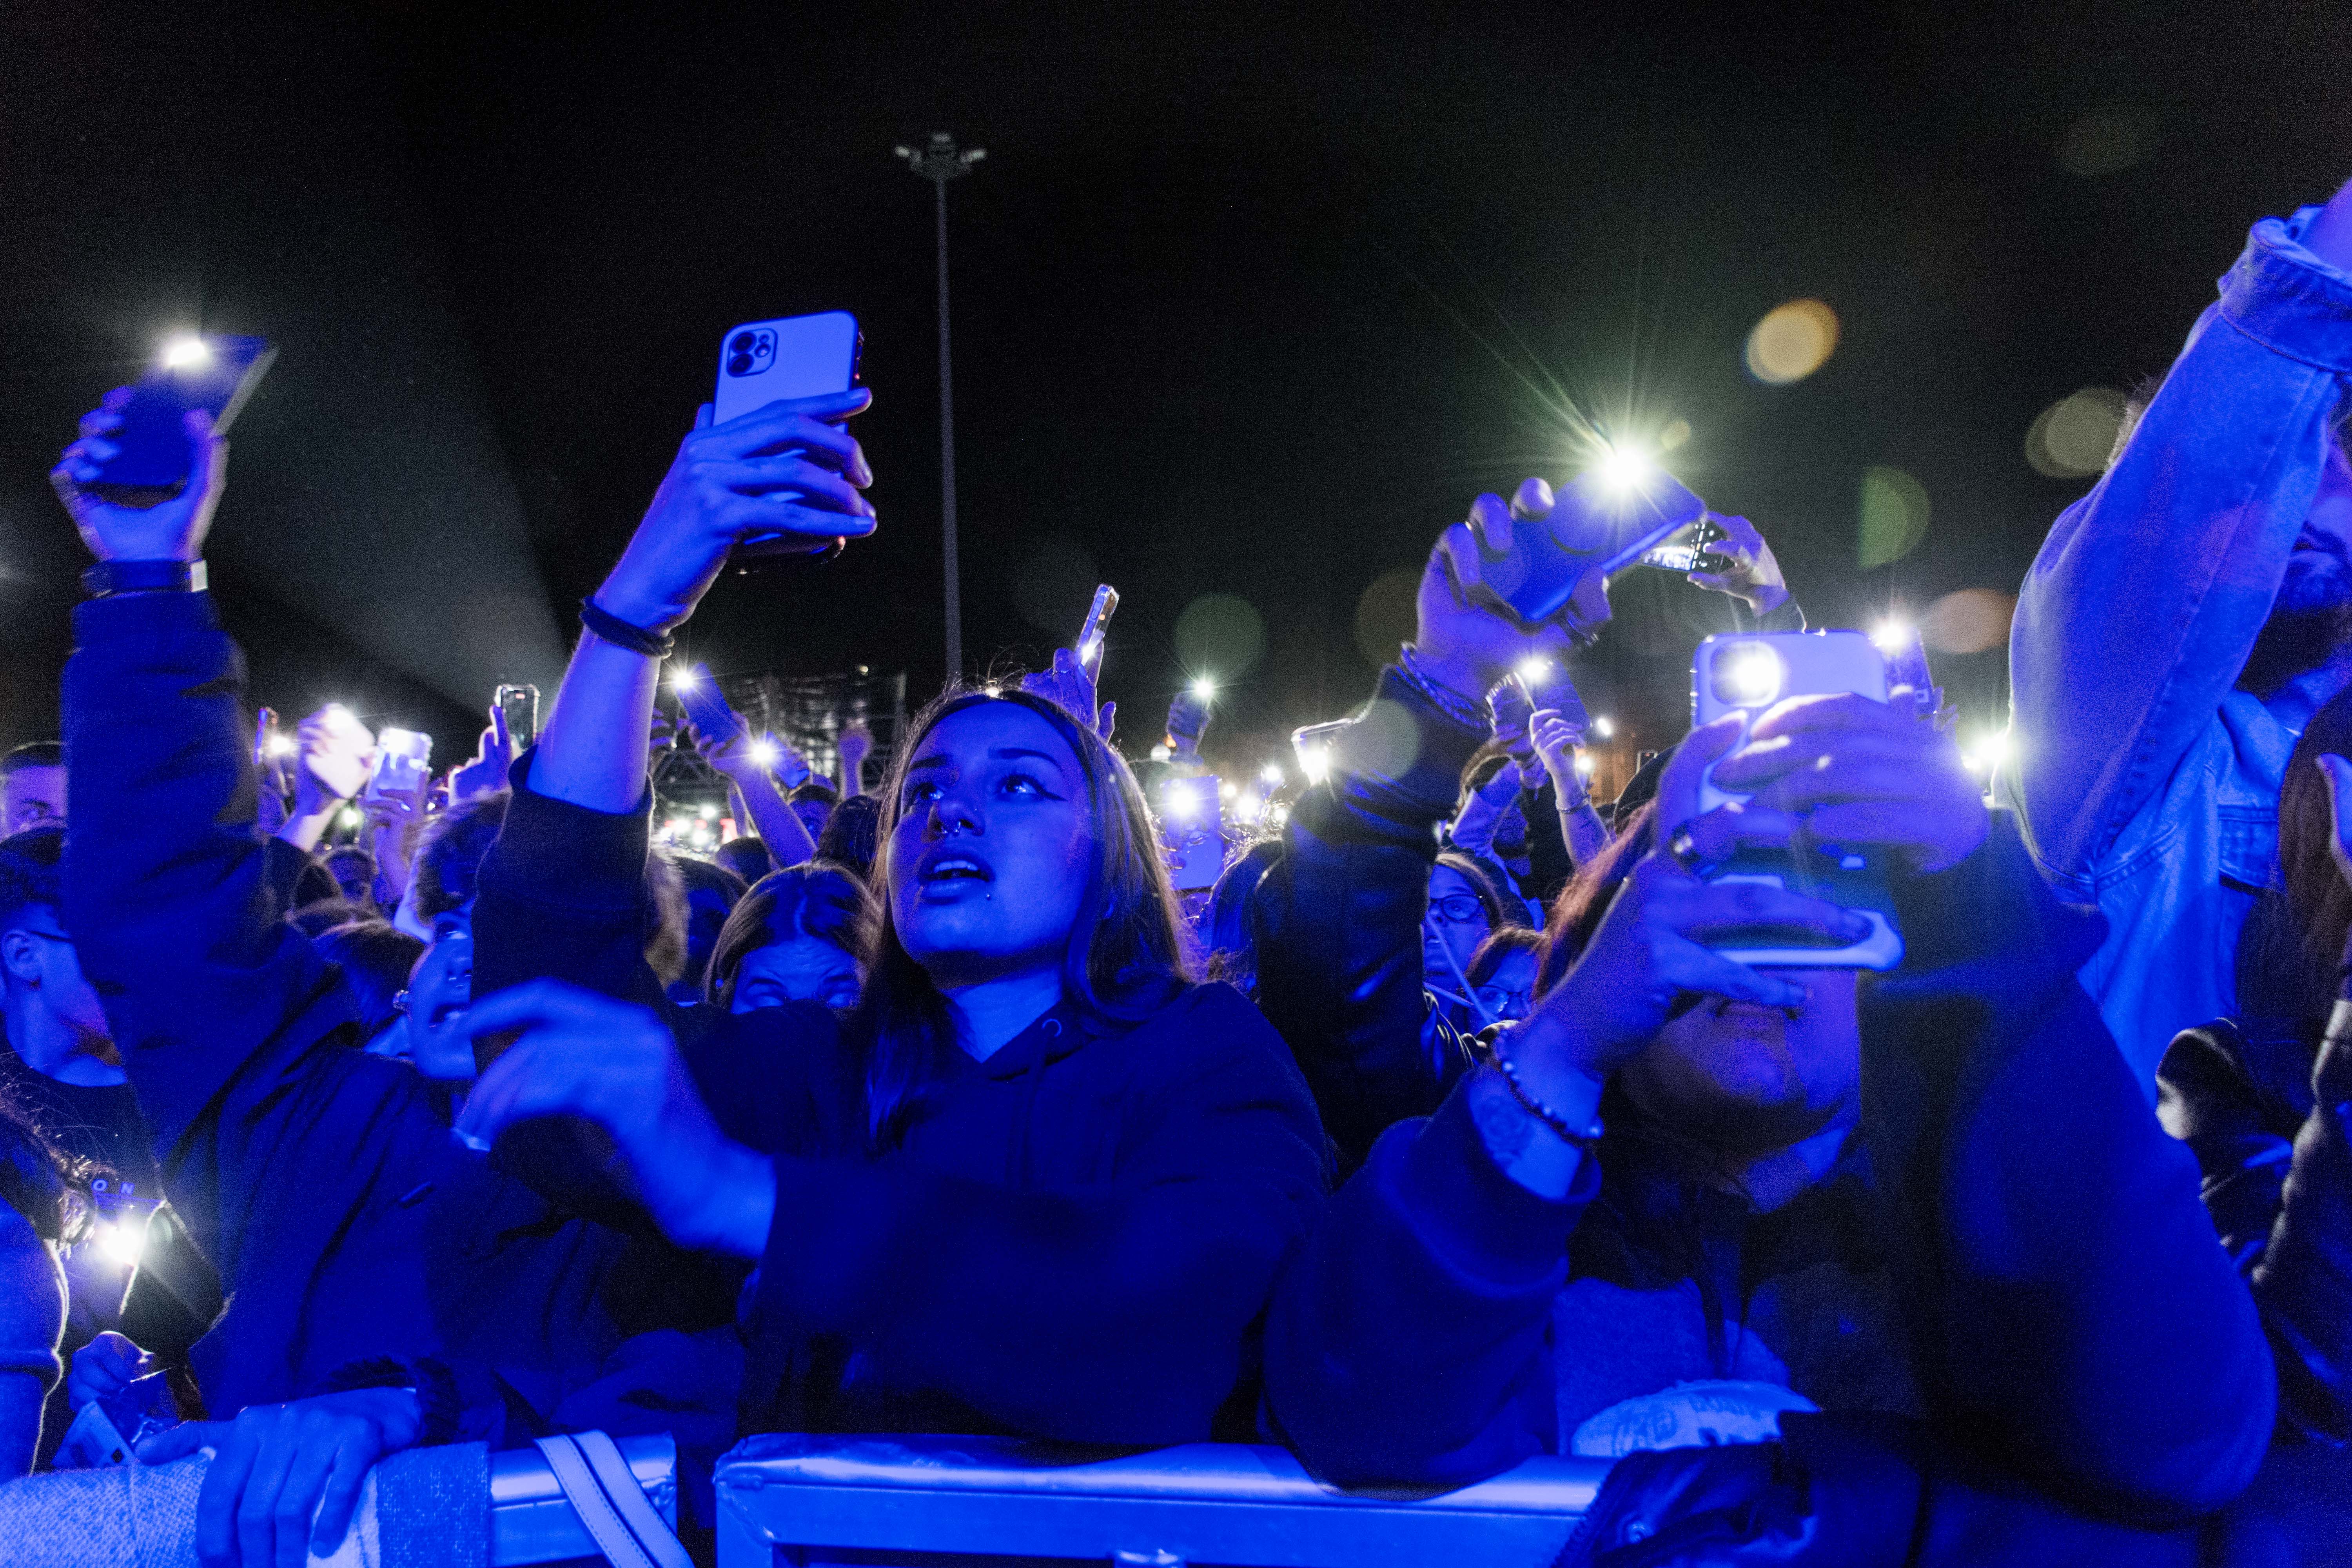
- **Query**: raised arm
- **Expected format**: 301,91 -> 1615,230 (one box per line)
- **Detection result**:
1255,483 -> 1574,1168
2008,184 -> 2352,882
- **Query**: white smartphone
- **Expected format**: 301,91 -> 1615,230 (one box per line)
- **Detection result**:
714,312 -> 861,426
1690,631 -> 1902,970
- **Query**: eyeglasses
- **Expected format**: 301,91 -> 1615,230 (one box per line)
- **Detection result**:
1428,892 -> 1488,925
1475,985 -> 1533,1018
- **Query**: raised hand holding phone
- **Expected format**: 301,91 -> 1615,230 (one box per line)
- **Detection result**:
51,399 -> 227,563
594,390 -> 875,637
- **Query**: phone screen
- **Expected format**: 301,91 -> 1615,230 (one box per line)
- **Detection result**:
495,684 -> 540,751
1076,584 -> 1120,680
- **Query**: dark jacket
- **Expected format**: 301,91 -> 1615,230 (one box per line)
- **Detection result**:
472,765 -> 1330,1447
1250,666 -> 1479,1172
1266,812 -> 2277,1526
2158,1013 -> 2352,1445
60,590 -> 630,1428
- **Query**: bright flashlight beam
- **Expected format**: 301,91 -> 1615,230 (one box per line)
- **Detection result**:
1260,762 -> 1285,785
1595,443 -> 1653,494
160,336 -> 211,370
671,668 -> 699,690
1871,621 -> 1914,655
100,1220 -> 146,1267
1165,784 -> 1201,819
1592,715 -> 1615,739
267,734 -> 297,757
1190,677 -> 1217,701
1516,656 -> 1552,685
1301,748 -> 1330,784
750,740 -> 779,766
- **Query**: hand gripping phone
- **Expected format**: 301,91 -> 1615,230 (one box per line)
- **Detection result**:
363,728 -> 433,808
89,335 -> 276,493
1483,466 -> 1709,627
715,312 -> 863,565
1638,518 -> 1734,575
1158,774 -> 1226,891
1690,630 -> 1903,969
673,663 -> 746,747
1076,584 -> 1120,682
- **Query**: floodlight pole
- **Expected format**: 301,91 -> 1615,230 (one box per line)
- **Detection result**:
896,132 -> 984,684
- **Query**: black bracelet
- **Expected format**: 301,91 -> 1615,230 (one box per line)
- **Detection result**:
1484,1022 -> 1606,1151
82,559 -> 206,597
579,597 -> 676,659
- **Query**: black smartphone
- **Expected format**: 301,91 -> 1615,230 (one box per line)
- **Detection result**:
673,664 -> 745,746
495,684 -> 541,751
1486,466 -> 1708,627
90,335 -> 275,492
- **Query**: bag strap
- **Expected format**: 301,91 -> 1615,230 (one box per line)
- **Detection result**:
532,1430 -> 693,1568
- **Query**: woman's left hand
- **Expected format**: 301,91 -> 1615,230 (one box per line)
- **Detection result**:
458,980 -> 775,1257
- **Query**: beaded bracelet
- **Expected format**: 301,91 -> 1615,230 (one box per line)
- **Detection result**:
1397,644 -> 1491,729
1487,1023 -> 1606,1151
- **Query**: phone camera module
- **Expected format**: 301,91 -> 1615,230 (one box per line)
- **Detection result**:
1711,642 -> 1784,708
727,352 -> 755,377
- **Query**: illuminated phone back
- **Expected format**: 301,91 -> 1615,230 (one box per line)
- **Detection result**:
1689,630 -> 1902,969
713,312 -> 861,426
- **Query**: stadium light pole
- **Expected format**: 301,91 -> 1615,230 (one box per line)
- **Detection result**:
895,131 -> 985,683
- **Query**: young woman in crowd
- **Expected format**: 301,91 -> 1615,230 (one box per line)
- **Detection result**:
704,862 -> 871,1014
1262,501 -> 2278,1539
459,388 -> 1328,1445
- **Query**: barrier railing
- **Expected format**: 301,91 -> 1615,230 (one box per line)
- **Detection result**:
714,1434 -> 1610,1568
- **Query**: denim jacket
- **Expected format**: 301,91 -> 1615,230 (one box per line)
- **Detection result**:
2003,205 -> 2352,1090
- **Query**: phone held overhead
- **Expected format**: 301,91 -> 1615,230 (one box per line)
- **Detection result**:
714,311 -> 864,566
86,334 -> 275,497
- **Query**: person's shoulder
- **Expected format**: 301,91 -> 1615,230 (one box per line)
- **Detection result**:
1126,981 -> 1307,1085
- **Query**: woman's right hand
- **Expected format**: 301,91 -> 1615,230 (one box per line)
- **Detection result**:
595,390 -> 875,634
1528,708 -> 1586,797
292,705 -> 376,813
66,1330 -> 153,1412
1512,719 -> 1867,1092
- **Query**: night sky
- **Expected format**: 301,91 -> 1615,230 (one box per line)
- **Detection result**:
4,1 -> 2346,787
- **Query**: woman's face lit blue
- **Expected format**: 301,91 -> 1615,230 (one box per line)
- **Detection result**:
889,703 -> 1094,990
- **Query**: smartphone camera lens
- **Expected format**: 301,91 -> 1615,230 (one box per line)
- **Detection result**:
731,332 -> 756,354
1711,642 -> 1784,708
727,353 -> 754,377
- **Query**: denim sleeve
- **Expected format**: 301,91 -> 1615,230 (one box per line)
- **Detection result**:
2007,209 -> 2352,884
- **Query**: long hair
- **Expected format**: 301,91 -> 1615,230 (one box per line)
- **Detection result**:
706,861 -> 876,1008
1536,801 -> 1655,997
852,687 -> 1193,1149
1202,835 -> 1283,997
2238,685 -> 2352,1031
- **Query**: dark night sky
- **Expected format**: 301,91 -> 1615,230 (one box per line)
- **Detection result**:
3,1 -> 2347,783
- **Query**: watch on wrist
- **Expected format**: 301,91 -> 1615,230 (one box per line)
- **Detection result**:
82,559 -> 206,597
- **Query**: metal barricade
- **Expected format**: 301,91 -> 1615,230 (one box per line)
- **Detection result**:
715,1434 -> 1608,1568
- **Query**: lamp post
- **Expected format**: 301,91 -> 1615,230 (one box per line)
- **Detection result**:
895,131 -> 985,683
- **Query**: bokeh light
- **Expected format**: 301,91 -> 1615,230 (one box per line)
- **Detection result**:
160,335 -> 211,369
1745,299 -> 1840,385
1857,466 -> 1929,568
1920,588 -> 2016,655
1659,418 -> 1693,452
1172,593 -> 1266,682
2025,387 -> 2127,478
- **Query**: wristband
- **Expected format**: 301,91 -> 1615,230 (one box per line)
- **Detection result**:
1397,644 -> 1491,729
82,559 -> 205,597
579,597 -> 676,659
1484,1022 -> 1606,1151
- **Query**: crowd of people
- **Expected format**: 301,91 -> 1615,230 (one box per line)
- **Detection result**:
0,181 -> 2350,1566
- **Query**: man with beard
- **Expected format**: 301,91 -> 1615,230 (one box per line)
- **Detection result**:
2007,176 -> 2352,1087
